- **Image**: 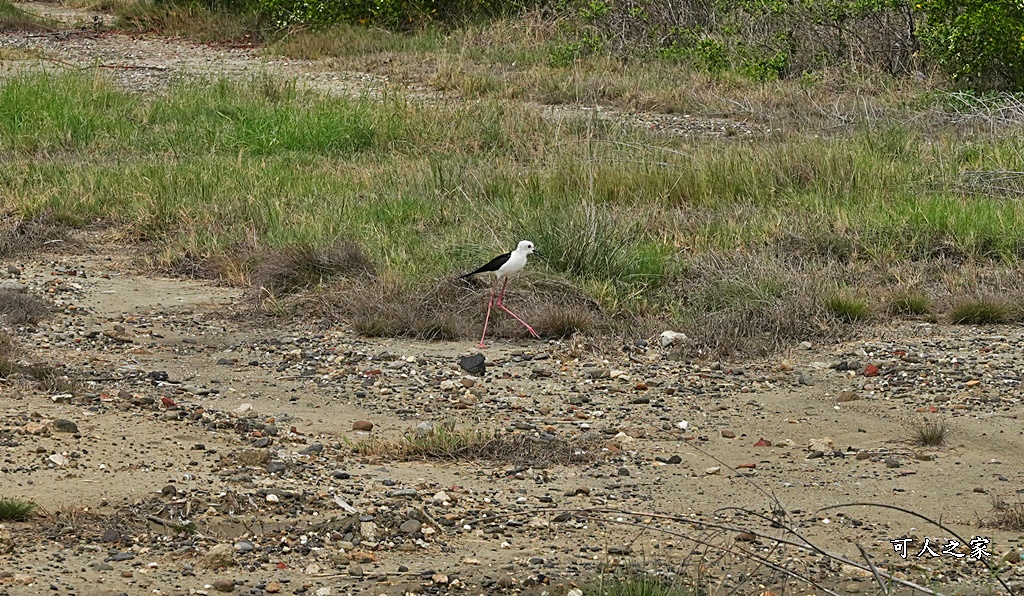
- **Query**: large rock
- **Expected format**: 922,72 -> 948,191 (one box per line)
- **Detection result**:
199,544 -> 236,569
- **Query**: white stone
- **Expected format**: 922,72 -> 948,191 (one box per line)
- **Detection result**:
660,330 -> 687,347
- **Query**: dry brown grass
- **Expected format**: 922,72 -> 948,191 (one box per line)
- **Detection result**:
232,449 -> 271,466
0,0 -> 56,32
249,238 -> 375,300
0,216 -> 76,258
984,496 -> 1024,532
0,288 -> 51,325
354,422 -> 603,467
325,272 -> 604,342
0,331 -> 78,393
673,253 -> 843,357
30,505 -> 148,543
911,417 -> 948,447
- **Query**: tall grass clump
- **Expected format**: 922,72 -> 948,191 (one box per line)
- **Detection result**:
949,298 -> 1013,325
911,417 -> 948,447
888,289 -> 931,316
825,291 -> 871,323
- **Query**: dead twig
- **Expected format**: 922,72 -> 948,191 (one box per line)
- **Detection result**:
819,502 -> 1012,595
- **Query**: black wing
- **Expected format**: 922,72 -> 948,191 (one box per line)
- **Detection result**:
460,252 -> 511,278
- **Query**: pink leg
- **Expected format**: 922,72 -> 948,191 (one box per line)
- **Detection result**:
477,287 -> 496,349
496,278 -> 541,340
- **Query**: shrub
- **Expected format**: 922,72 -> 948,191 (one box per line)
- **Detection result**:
259,0 -> 540,29
917,0 -> 1024,90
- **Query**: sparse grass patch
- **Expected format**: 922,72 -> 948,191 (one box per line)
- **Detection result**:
675,254 -> 841,357
950,297 -> 1013,325
911,417 -> 948,447
984,496 -> 1024,532
0,332 -> 78,392
888,288 -> 931,316
587,573 -> 699,596
0,496 -> 38,521
825,292 -> 871,323
270,22 -> 443,60
528,302 -> 597,339
327,274 -> 602,342
0,217 -> 75,258
354,422 -> 602,466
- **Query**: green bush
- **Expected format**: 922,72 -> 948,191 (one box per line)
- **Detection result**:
917,0 -> 1024,90
259,0 -> 537,29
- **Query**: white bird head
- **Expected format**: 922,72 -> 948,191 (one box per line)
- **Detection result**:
516,240 -> 537,255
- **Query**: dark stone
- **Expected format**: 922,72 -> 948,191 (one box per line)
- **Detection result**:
458,353 -> 486,376
50,419 -> 78,433
299,443 -> 323,455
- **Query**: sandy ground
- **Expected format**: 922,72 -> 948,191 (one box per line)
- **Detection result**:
1,242 -> 1023,596
2,4 -> 1024,595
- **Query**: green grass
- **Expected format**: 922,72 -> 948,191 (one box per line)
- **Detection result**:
949,298 -> 1014,325
0,496 -> 38,521
825,292 -> 871,323
888,289 -> 931,316
3,70 -> 1024,351
0,0 -> 56,32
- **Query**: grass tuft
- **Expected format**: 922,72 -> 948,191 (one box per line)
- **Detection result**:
911,417 -> 948,447
676,254 -> 840,357
0,496 -> 38,521
353,422 -> 601,466
0,217 -> 75,259
888,289 -> 931,316
950,298 -> 1012,325
984,496 -> 1024,532
250,238 -> 375,299
587,573 -> 699,596
825,292 -> 871,323
0,289 -> 51,325
530,303 -> 597,339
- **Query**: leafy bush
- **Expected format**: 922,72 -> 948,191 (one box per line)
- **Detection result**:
917,0 -> 1024,90
259,0 -> 538,29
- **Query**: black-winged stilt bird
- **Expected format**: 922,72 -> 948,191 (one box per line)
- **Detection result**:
461,240 -> 541,348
